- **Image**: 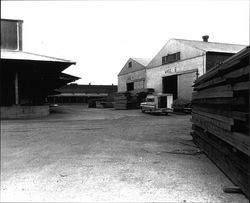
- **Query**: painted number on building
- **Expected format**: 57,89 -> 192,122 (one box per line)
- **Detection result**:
165,67 -> 177,74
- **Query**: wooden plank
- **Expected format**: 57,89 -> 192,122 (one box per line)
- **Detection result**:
196,84 -> 232,93
218,59 -> 241,72
194,66 -> 219,86
194,76 -> 249,91
192,97 -> 246,105
223,66 -> 249,79
192,84 -> 233,99
192,112 -> 232,131
192,125 -> 249,172
191,116 -> 250,155
232,111 -> 249,122
192,105 -> 231,118
192,109 -> 234,125
192,131 -> 249,198
192,91 -> 233,99
233,81 -> 250,91
193,77 -> 226,91
192,106 -> 249,122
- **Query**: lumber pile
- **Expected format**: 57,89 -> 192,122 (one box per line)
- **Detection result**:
114,89 -> 154,110
191,46 -> 249,198
114,92 -> 134,110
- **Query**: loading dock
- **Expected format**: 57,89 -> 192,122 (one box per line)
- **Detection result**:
162,75 -> 178,100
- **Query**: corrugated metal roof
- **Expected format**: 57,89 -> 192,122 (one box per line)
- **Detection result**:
174,39 -> 246,53
1,50 -> 76,64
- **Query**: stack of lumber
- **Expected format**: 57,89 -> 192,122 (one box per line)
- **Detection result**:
191,46 -> 249,198
130,88 -> 155,108
114,92 -> 133,110
114,89 -> 155,110
95,101 -> 113,108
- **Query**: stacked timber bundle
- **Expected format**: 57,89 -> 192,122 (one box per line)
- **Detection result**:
114,92 -> 133,110
114,89 -> 155,110
191,46 -> 249,198
130,88 -> 155,108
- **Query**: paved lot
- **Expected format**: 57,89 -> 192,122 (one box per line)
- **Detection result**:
1,105 -> 248,202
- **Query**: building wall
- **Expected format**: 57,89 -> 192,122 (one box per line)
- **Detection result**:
206,52 -> 234,71
0,105 -> 49,119
147,39 -> 204,68
178,71 -> 197,101
146,55 -> 203,94
59,84 -> 117,94
118,69 -> 146,92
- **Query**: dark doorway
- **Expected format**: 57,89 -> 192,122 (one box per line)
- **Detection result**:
126,82 -> 134,91
162,75 -> 178,99
158,96 -> 167,108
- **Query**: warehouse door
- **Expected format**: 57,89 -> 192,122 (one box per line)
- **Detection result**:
162,75 -> 178,99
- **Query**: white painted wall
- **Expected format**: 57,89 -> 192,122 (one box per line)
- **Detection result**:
146,55 -> 204,93
147,39 -> 204,68
118,69 -> 146,92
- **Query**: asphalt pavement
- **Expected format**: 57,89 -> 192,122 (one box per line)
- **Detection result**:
1,105 -> 248,202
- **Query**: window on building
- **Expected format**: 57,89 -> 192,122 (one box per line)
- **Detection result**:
126,82 -> 134,91
128,61 -> 132,68
162,52 -> 180,65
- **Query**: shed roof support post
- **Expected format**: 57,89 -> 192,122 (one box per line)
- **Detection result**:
15,72 -> 19,105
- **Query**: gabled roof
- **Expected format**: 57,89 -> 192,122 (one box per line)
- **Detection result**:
131,58 -> 151,67
118,58 -> 151,76
1,50 -> 76,64
174,39 -> 246,53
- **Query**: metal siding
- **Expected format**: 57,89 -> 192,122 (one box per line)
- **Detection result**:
118,69 -> 146,92
178,72 -> 197,101
147,56 -> 203,93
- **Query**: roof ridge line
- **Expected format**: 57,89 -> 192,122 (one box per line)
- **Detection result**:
174,38 -> 246,46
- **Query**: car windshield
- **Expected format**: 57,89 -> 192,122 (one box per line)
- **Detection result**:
146,98 -> 154,102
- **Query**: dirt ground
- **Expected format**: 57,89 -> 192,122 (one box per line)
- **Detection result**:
1,105 -> 248,202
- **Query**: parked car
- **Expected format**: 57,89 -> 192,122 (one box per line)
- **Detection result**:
140,93 -> 173,115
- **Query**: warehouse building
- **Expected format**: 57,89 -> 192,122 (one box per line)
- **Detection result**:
118,36 -> 246,102
146,36 -> 246,101
118,58 -> 151,92
48,83 -> 117,104
0,19 -> 79,119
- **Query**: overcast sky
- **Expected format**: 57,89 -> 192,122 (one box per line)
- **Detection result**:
2,0 -> 249,85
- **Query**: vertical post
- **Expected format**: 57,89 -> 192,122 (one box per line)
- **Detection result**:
15,72 -> 19,105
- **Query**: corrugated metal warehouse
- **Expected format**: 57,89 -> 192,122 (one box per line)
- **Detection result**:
118,58 -> 151,92
48,83 -> 117,104
118,36 -> 246,102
